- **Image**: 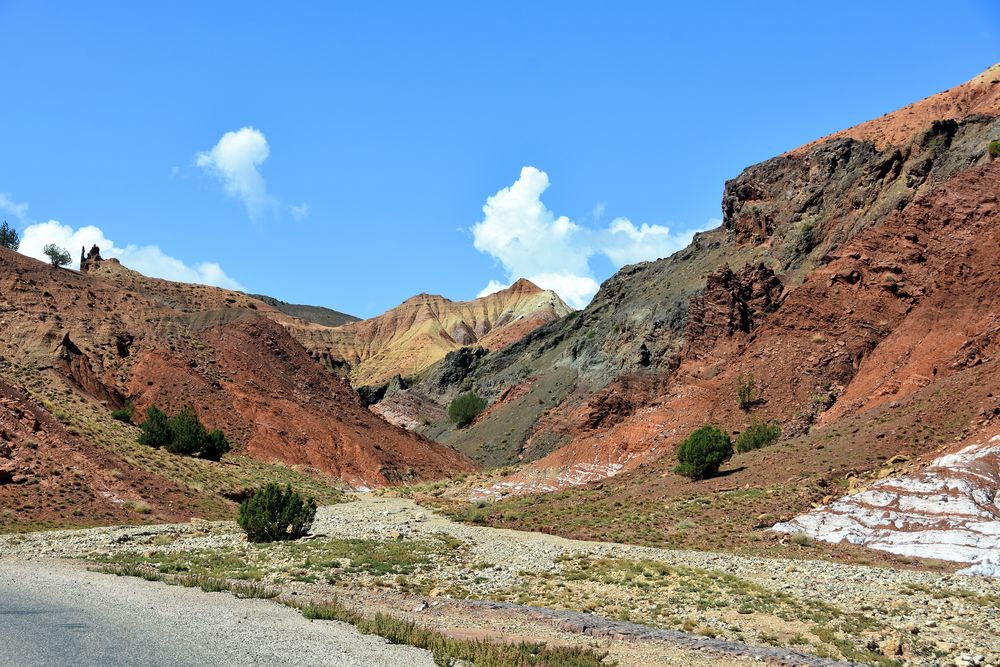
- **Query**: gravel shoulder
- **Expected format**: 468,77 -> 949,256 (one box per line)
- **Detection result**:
0,558 -> 435,667
2,495 -> 999,666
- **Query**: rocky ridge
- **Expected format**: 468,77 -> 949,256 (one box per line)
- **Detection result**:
281,278 -> 572,389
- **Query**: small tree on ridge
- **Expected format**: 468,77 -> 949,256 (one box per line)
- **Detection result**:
43,243 -> 72,267
0,222 -> 19,250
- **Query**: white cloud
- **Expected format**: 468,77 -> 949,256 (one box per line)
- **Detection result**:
471,166 -> 704,309
0,193 -> 30,224
476,279 -> 510,298
289,202 -> 309,220
521,273 -> 601,308
196,127 -> 276,219
19,220 -> 243,290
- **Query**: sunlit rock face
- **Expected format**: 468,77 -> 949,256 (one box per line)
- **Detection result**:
773,435 -> 1000,577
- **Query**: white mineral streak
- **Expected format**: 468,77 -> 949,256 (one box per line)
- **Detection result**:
470,461 -> 628,501
773,435 -> 1000,577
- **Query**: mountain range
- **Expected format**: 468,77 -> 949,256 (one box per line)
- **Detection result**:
2,64 -> 998,575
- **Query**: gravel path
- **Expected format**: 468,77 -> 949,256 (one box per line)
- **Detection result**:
0,559 -> 434,667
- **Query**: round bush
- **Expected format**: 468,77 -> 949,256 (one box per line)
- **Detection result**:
674,425 -> 733,480
238,483 -> 317,543
448,391 -> 487,428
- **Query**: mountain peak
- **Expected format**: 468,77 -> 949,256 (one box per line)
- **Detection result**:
401,292 -> 450,306
504,278 -> 542,294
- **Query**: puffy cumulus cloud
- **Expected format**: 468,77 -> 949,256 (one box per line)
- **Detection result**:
471,166 -> 704,309
196,127 -> 280,220
19,220 -> 243,290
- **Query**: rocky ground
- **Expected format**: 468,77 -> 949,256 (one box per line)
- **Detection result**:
2,495 -> 997,666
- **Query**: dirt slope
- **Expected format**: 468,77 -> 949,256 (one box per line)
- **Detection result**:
793,62 -> 1000,153
0,374 -> 227,531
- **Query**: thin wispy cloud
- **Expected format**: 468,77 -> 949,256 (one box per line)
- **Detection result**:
0,193 -> 30,224
472,167 -> 709,309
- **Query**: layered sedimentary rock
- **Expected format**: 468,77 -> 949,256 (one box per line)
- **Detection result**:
282,278 -> 572,388
773,434 -> 1000,577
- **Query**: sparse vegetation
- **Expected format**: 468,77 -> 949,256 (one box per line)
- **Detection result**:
989,140 -> 1000,160
735,372 -> 758,411
0,221 -> 19,250
300,598 -> 610,667
789,532 -> 814,547
97,560 -> 608,666
448,391 -> 487,427
237,483 -> 317,543
735,420 -> 781,453
43,243 -> 72,267
674,426 -> 733,480
110,401 -> 134,424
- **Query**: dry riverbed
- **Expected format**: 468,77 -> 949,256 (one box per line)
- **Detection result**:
2,495 -> 998,667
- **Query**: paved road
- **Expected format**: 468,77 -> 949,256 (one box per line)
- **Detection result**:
0,559 -> 434,667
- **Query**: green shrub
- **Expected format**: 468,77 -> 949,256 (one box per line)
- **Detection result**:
200,429 -> 230,462
989,140 -> 1000,160
167,406 -> 206,456
735,372 -> 758,411
238,483 -> 317,543
110,401 -> 135,424
448,391 -> 487,427
138,405 -> 172,448
674,425 -> 733,480
735,420 -> 781,453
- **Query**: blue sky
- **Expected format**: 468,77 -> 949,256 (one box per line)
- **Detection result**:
2,2 -> 998,316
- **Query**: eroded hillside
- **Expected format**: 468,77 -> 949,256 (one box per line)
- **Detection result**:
0,248 -> 475,509
384,64 -> 1000,574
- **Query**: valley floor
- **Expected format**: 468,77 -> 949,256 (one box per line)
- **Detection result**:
2,496 -> 998,666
